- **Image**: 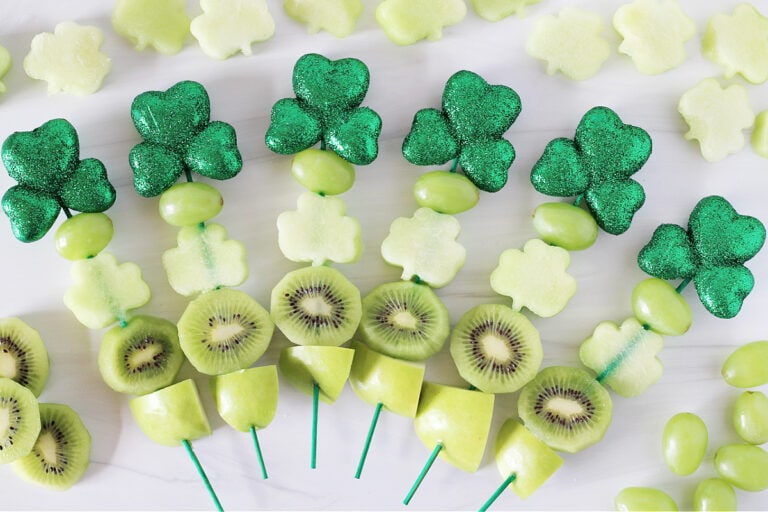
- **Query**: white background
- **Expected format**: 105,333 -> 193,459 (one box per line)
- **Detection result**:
1,0 -> 768,509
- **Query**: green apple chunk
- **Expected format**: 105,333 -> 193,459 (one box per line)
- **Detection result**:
414,382 -> 495,472
278,346 -> 354,404
210,366 -> 278,432
349,341 -> 425,417
494,419 -> 563,499
129,379 -> 211,446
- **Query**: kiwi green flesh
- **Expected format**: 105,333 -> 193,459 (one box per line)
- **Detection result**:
0,377 -> 41,464
518,366 -> 612,453
450,304 -> 542,393
0,318 -> 49,397
270,266 -> 361,347
359,281 -> 450,361
178,288 -> 274,375
98,315 -> 184,395
11,403 -> 91,490
210,366 -> 279,432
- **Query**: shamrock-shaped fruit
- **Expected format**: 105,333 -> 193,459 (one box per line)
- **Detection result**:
112,0 -> 191,55
0,45 -> 11,94
284,0 -> 363,38
190,0 -> 275,60
471,0 -> 541,22
703,3 -> 768,84
376,0 -> 467,45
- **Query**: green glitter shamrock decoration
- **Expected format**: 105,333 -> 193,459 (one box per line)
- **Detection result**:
129,80 -> 242,197
402,70 -> 521,192
265,53 -> 382,165
638,195 -> 765,319
1,118 -> 116,242
530,106 -> 652,235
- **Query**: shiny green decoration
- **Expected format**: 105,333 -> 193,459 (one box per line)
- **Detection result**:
530,106 -> 651,235
638,195 -> 765,319
402,70 -> 521,193
1,119 -> 115,243
129,80 -> 242,197
265,53 -> 381,165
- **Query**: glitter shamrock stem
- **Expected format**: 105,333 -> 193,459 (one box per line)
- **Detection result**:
182,439 -> 224,512
354,402 -> 383,479
573,194 -> 584,207
450,157 -> 459,172
250,426 -> 268,480
320,139 -> 326,151
479,473 -> 517,512
403,443 -> 443,505
676,278 -> 692,293
311,382 -> 319,469
184,168 -> 194,182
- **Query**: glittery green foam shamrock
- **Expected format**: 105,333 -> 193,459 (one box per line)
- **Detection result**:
638,195 -> 765,319
265,53 -> 382,165
530,106 -> 651,235
129,80 -> 242,197
1,118 -> 116,243
402,70 -> 521,193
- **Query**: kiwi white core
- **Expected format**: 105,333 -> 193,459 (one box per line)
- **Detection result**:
545,397 -> 586,418
129,343 -> 163,369
0,353 -> 17,379
479,333 -> 514,362
36,432 -> 59,467
211,323 -> 247,345
301,296 -> 333,317
0,405 -> 10,438
391,310 -> 418,330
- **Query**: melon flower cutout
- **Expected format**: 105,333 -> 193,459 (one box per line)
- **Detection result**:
284,0 -> 363,38
23,22 -> 111,96
0,45 -> 11,94
128,80 -> 242,197
1,118 -> 116,243
703,3 -> 768,85
638,195 -> 766,319
526,8 -> 611,81
471,0 -> 541,22
190,0 -> 275,60
376,0 -> 467,45
112,0 -> 191,55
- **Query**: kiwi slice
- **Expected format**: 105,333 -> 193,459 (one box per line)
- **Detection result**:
0,377 -> 41,464
270,265 -> 361,347
0,318 -> 49,397
11,403 -> 91,490
178,288 -> 274,375
449,304 -> 542,393
358,280 -> 450,361
98,315 -> 184,395
517,366 -> 613,453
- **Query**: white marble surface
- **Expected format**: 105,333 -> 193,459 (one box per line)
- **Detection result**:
1,0 -> 767,509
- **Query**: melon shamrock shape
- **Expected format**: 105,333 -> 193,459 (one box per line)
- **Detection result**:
1,119 -> 116,242
638,195 -> 766,319
128,80 -> 242,197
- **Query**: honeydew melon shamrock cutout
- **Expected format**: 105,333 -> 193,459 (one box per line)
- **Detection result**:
1,119 -> 116,242
530,106 -> 652,235
112,0 -> 191,55
402,70 -> 521,193
638,195 -> 766,319
376,0 -> 467,46
471,0 -> 541,22
129,80 -> 243,197
190,0 -> 275,60
703,3 -> 768,85
265,53 -> 382,165
0,45 -> 12,94
284,0 -> 363,38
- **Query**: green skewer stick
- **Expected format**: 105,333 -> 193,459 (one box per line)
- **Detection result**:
311,382 -> 319,469
249,426 -> 268,479
182,439 -> 224,512
479,473 -> 516,512
354,402 -> 383,479
403,442 -> 443,505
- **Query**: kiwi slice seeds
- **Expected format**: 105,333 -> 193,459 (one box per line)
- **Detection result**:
0,318 -> 49,397
0,377 -> 41,464
359,280 -> 450,361
450,304 -> 542,393
518,366 -> 613,453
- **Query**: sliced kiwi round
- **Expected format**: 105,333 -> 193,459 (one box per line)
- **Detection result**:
178,288 -> 274,375
11,403 -> 91,490
98,315 -> 184,395
270,265 -> 361,347
0,377 -> 41,464
0,318 -> 49,397
359,280 -> 450,361
449,303 -> 542,393
517,366 -> 613,453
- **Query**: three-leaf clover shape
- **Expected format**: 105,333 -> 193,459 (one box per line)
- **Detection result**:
129,80 -> 242,197
265,53 -> 382,165
530,106 -> 652,235
638,195 -> 766,319
1,118 -> 115,242
402,70 -> 521,193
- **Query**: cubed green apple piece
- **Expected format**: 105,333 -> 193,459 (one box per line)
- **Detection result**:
210,366 -> 278,432
129,379 -> 211,446
278,346 -> 354,404
414,382 -> 494,472
349,341 -> 425,417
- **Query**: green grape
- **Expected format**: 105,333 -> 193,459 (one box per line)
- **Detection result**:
721,341 -> 768,388
733,391 -> 768,445
693,478 -> 736,512
662,412 -> 708,476
615,486 -> 678,511
54,212 -> 114,260
158,182 -> 223,227
753,110 -> 768,158
632,278 -> 692,336
714,444 -> 768,491
290,148 -> 355,196
412,171 -> 479,214
531,202 -> 598,251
